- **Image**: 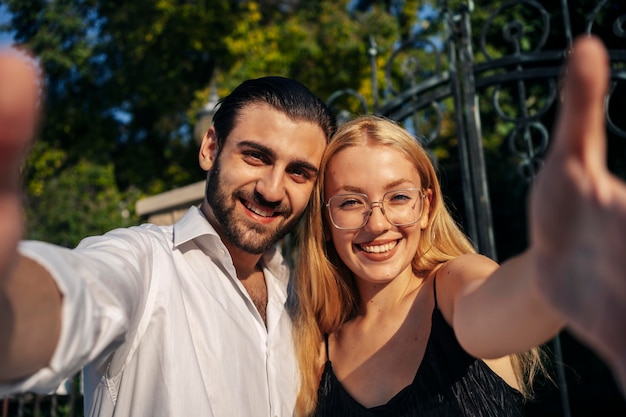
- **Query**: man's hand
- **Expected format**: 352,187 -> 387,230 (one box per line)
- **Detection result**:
530,35 -> 626,394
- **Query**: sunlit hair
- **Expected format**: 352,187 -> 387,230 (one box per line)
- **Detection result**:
292,115 -> 547,417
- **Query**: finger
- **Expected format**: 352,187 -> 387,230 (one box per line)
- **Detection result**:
0,47 -> 41,191
551,36 -> 609,173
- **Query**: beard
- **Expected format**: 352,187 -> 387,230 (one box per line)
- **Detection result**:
205,157 -> 301,254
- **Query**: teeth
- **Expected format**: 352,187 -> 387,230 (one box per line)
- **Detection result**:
244,201 -> 275,217
360,241 -> 398,253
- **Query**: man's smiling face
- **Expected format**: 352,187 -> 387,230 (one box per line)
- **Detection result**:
201,103 -> 327,254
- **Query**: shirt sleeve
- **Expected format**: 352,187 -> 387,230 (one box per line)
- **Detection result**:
0,228 -> 154,395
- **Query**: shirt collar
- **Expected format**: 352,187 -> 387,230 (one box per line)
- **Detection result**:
172,206 -> 291,285
173,205 -> 219,246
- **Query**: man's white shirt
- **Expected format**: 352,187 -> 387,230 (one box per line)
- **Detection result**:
0,206 -> 298,417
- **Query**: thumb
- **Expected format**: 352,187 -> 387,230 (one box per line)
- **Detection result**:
0,47 -> 42,190
550,35 -> 609,174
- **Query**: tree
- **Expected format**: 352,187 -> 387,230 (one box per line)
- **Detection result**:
0,0 -> 404,246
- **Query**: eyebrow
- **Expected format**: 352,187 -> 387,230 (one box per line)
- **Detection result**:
341,179 -> 416,194
237,140 -> 320,175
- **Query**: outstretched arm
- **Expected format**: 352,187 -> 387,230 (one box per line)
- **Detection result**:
0,48 -> 62,382
529,35 -> 626,394
452,35 -> 626,395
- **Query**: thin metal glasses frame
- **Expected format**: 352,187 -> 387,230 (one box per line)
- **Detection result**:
325,188 -> 426,230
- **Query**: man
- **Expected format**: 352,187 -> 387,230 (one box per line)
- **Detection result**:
0,46 -> 336,416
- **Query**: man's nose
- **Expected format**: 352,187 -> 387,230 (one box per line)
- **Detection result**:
255,169 -> 286,203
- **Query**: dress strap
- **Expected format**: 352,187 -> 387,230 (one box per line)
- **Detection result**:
324,333 -> 330,361
433,273 -> 439,309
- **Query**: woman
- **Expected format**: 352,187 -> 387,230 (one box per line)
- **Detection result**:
292,115 -> 552,416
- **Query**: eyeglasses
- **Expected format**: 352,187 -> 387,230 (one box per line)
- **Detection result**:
325,188 -> 426,230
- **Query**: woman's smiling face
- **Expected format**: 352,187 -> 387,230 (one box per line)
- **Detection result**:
324,143 -> 430,286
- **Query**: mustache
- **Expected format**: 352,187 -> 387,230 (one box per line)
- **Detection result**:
235,189 -> 290,216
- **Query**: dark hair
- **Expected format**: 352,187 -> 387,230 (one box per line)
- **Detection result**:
212,76 -> 336,146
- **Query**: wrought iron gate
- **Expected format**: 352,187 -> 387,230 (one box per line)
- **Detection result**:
326,1 -> 626,415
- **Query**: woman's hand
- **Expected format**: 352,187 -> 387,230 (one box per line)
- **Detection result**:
530,35 -> 626,394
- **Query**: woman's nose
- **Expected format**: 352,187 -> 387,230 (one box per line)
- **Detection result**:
362,202 -> 390,232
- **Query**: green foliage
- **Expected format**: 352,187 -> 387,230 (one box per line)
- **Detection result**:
0,0 -> 409,245
211,1 -> 399,102
24,158 -> 140,247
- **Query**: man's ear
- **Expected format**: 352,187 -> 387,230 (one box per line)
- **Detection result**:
199,126 -> 219,171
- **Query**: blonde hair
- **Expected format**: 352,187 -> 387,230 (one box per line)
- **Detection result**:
292,115 -> 546,417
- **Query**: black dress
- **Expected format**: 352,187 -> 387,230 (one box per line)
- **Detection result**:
315,280 -> 525,417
